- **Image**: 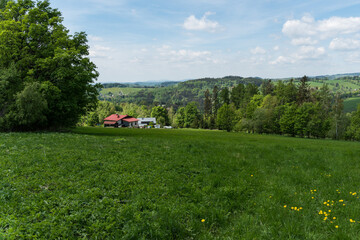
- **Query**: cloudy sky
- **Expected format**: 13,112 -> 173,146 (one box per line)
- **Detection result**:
50,0 -> 360,83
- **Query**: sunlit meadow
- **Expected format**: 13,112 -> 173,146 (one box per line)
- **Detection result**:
0,127 -> 360,239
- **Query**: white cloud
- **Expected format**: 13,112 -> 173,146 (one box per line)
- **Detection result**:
269,46 -> 325,65
157,45 -> 217,63
251,46 -> 266,54
329,38 -> 360,51
295,46 -> 326,60
273,46 -> 279,51
269,56 -> 294,65
283,16 -> 360,40
89,45 -> 112,59
88,35 -> 104,42
183,12 -> 221,33
291,37 -> 318,46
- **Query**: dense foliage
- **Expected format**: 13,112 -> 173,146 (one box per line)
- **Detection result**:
0,0 -> 99,131
100,76 -> 264,108
85,75 -> 360,141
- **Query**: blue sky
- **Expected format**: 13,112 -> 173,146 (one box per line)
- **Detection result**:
50,0 -> 360,82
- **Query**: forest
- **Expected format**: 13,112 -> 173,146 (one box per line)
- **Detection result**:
82,76 -> 360,141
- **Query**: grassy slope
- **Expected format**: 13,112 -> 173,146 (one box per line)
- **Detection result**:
344,97 -> 360,113
1,128 -> 360,239
100,87 -> 145,96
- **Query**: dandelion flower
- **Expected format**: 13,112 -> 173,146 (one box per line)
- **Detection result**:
201,219 -> 205,223
284,205 -> 287,208
333,217 -> 336,220
339,200 -> 343,202
335,225 -> 339,228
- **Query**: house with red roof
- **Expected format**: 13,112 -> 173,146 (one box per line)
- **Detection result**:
103,114 -> 139,128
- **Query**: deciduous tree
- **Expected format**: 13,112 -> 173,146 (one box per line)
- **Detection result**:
0,0 -> 99,131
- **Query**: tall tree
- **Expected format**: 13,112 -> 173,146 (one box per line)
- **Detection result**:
219,87 -> 230,105
184,102 -> 200,128
332,93 -> 344,139
174,107 -> 185,128
204,89 -> 212,117
230,83 -> 245,109
151,106 -> 169,126
261,80 -> 274,96
217,104 -> 236,132
212,85 -> 220,117
297,75 -> 311,105
0,0 -> 100,131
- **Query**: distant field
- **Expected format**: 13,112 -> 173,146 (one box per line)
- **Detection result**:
1,128 -> 360,239
100,87 -> 145,96
308,80 -> 360,93
344,97 -> 360,113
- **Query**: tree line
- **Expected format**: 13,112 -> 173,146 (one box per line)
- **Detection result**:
84,76 -> 360,141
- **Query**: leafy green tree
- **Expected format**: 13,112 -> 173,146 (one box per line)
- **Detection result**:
174,107 -> 185,128
220,87 -> 230,105
245,94 -> 263,118
243,83 -> 259,108
346,104 -> 360,140
204,89 -> 212,117
279,103 -> 297,136
261,80 -> 274,96
217,103 -> 236,132
151,106 -> 169,126
297,76 -> 311,104
274,80 -> 297,105
294,102 -> 314,137
212,85 -> 220,117
0,0 -> 9,10
0,0 -> 99,130
14,82 -> 48,130
329,94 -> 346,139
184,102 -> 200,128
230,83 -> 245,109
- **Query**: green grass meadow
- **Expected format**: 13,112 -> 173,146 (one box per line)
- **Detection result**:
100,87 -> 145,97
344,97 -> 360,113
1,128 -> 360,239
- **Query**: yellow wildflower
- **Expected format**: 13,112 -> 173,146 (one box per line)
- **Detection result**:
201,219 -> 205,223
333,217 -> 336,220
335,225 -> 339,228
339,200 -> 343,202
284,205 -> 287,208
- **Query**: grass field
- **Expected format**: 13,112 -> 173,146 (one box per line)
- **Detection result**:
308,80 -> 360,93
100,87 -> 145,96
344,97 -> 360,113
1,128 -> 360,239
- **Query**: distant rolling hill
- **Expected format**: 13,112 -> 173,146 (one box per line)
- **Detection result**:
99,73 -> 360,111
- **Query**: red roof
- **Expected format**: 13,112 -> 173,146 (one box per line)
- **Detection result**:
104,121 -> 117,125
104,114 -> 128,121
123,117 -> 139,123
